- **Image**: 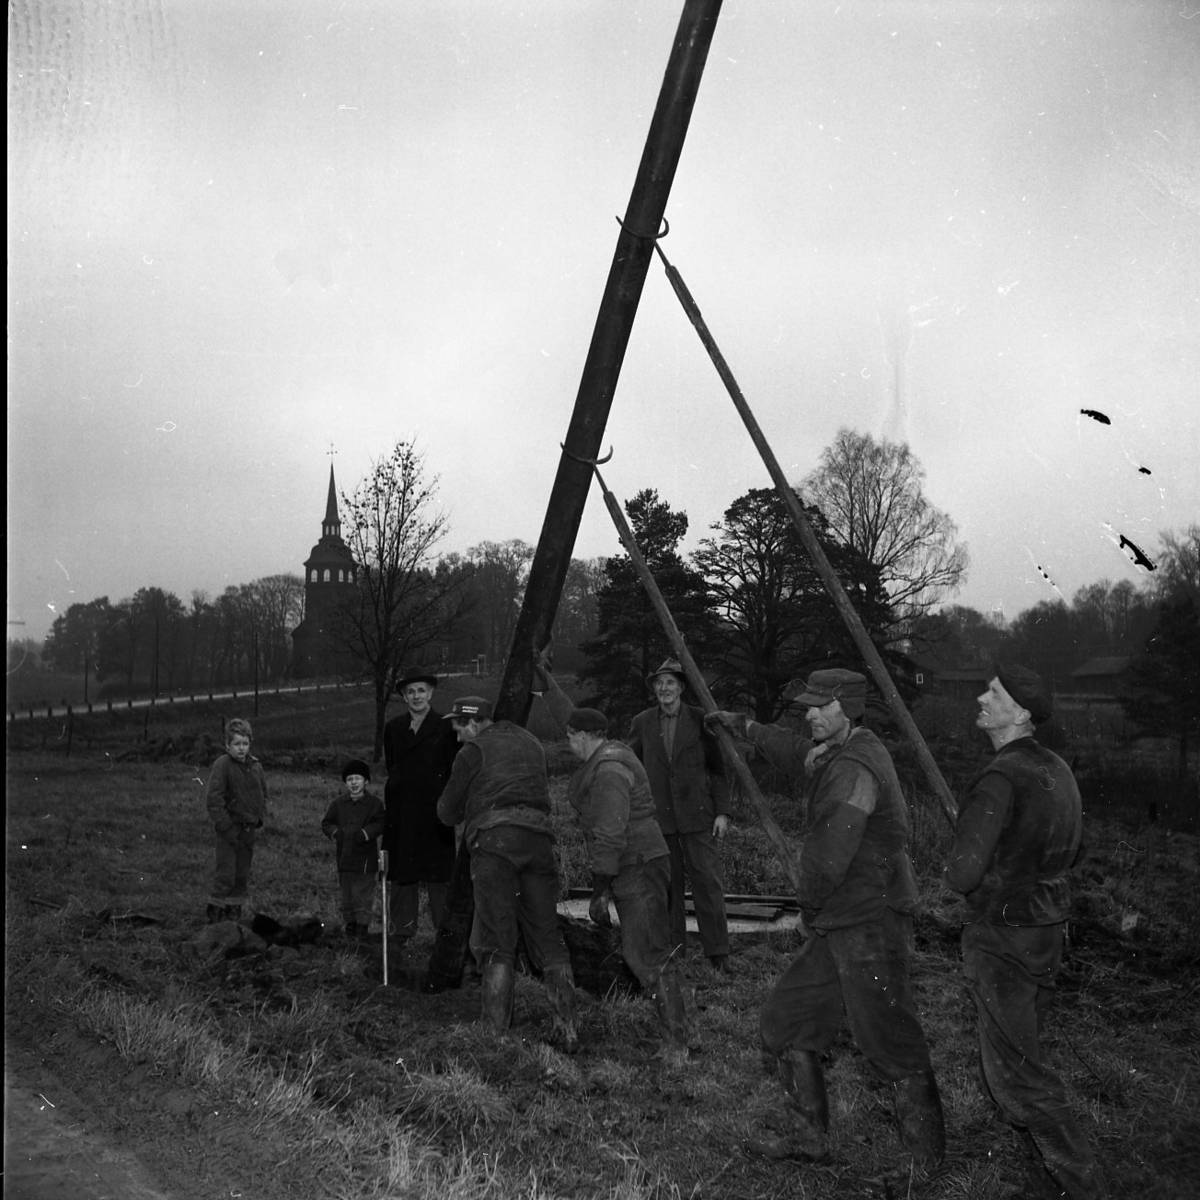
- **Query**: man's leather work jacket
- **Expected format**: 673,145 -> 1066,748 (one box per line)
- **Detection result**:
946,736 -> 1081,926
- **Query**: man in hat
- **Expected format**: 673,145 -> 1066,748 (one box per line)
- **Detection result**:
946,664 -> 1108,1199
534,668 -> 700,1064
435,696 -> 578,1049
707,668 -> 944,1174
381,671 -> 461,945
628,658 -> 734,973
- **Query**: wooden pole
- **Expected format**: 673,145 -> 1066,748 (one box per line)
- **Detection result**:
586,456 -> 806,902
652,241 -> 958,827
425,0 -> 726,993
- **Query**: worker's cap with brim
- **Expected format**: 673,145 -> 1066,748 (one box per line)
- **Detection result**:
994,662 -> 1052,724
567,707 -> 609,734
396,670 -> 438,692
646,658 -> 687,688
787,669 -> 868,717
444,696 -> 493,722
341,758 -> 372,782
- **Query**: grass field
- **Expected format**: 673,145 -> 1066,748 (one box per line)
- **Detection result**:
5,684 -> 1199,1199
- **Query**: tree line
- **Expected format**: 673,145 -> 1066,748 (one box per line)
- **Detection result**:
29,430 -> 1196,766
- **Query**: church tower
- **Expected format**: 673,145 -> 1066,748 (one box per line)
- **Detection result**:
290,465 -> 358,678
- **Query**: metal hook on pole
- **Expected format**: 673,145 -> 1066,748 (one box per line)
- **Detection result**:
615,215 -> 671,242
561,443 -> 613,467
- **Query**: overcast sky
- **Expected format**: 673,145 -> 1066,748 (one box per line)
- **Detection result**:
8,0 -> 1199,645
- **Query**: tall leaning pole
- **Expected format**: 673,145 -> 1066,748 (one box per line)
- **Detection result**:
425,0 -> 724,991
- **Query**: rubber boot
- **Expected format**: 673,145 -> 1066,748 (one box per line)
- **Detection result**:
1028,1120 -> 1110,1199
745,1049 -> 830,1162
206,903 -> 223,924
894,1070 -> 947,1171
481,960 -> 515,1034
544,966 -> 580,1053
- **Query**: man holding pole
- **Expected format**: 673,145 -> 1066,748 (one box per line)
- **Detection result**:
708,669 -> 944,1173
628,658 -> 734,973
946,665 -> 1107,1199
435,696 -> 578,1049
535,664 -> 700,1064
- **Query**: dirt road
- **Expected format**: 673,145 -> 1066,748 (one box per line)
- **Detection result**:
5,1041 -> 171,1200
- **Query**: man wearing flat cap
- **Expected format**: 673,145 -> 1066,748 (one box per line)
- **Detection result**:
946,664 -> 1108,1198
628,658 -> 734,973
435,695 -> 578,1049
535,665 -> 700,1063
381,671 -> 461,945
708,668 -> 944,1174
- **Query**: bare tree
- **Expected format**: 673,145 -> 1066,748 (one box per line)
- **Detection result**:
801,428 -> 968,633
334,441 -> 471,759
247,574 -> 305,682
1152,524 -> 1200,606
554,556 -> 606,647
466,539 -> 534,665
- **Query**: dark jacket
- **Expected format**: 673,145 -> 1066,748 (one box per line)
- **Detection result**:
568,740 -> 669,877
382,708 -> 461,883
205,753 -> 268,833
751,723 -> 919,930
946,736 -> 1082,925
626,703 -> 731,835
321,789 -> 387,873
436,721 -> 555,849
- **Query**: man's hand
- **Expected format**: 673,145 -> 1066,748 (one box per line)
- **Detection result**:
705,710 -> 750,739
712,814 -> 731,840
804,743 -> 830,772
588,873 -> 615,928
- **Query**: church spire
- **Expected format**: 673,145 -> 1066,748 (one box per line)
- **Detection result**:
322,464 -> 341,539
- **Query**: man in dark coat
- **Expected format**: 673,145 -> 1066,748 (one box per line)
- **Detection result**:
381,671 -> 461,942
627,658 -> 733,972
708,669 -> 944,1174
946,664 -> 1108,1199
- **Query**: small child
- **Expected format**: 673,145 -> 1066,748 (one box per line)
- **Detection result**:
321,759 -> 386,939
205,717 -> 268,923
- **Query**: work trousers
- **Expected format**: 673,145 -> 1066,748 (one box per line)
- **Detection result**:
612,855 -> 681,988
761,910 -> 934,1082
962,920 -> 1076,1130
388,881 -> 448,939
339,872 -> 377,927
210,825 -> 256,904
665,830 -> 730,958
470,825 -> 571,973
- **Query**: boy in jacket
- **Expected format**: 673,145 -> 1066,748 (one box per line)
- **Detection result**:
205,718 -> 268,923
322,759 -> 387,940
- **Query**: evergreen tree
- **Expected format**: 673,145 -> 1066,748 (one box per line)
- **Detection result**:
578,489 -> 713,725
693,487 -> 893,722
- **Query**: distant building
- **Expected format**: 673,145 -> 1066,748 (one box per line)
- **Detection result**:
1071,655 -> 1134,697
933,667 -> 994,705
290,466 -> 359,678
